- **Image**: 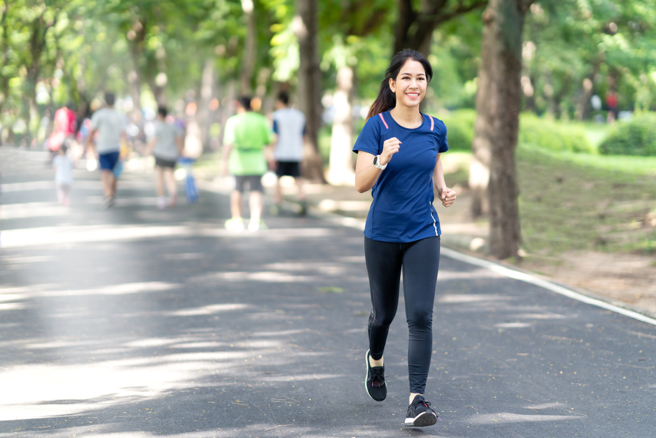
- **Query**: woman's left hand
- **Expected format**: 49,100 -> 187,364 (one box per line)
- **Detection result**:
439,187 -> 456,207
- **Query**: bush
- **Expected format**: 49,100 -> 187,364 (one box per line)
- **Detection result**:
599,113 -> 656,156
519,114 -> 595,154
437,110 -> 595,154
439,109 -> 476,151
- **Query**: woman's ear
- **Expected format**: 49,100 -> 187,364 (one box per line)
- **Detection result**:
388,77 -> 396,93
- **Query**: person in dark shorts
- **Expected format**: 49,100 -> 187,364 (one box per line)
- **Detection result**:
144,106 -> 184,209
271,92 -> 307,215
353,49 -> 457,428
221,96 -> 273,232
84,92 -> 127,208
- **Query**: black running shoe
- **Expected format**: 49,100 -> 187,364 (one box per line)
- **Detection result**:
365,349 -> 386,401
404,395 -> 440,427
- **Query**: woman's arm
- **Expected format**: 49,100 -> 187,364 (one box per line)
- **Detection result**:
433,153 -> 456,207
354,137 -> 402,193
354,151 -> 382,193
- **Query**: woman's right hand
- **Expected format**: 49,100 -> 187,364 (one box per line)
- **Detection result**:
380,137 -> 401,165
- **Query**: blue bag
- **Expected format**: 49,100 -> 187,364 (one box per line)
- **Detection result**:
179,157 -> 198,203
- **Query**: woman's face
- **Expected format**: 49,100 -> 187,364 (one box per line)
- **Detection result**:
389,59 -> 427,109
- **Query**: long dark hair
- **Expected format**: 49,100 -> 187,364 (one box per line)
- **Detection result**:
366,49 -> 433,120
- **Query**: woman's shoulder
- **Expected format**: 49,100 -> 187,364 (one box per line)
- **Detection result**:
362,112 -> 388,135
367,111 -> 389,127
423,113 -> 447,134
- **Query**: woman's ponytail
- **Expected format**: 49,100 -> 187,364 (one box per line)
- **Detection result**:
367,79 -> 397,120
366,49 -> 433,120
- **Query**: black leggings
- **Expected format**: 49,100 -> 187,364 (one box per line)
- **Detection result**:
364,236 -> 440,394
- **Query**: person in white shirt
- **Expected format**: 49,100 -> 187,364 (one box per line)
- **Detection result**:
271,92 -> 307,215
84,93 -> 127,208
144,106 -> 184,209
53,144 -> 74,207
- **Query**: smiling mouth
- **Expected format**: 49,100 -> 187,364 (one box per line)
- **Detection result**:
406,93 -> 420,98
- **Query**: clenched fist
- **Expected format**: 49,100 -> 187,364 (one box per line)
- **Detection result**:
380,137 -> 402,165
438,187 -> 456,207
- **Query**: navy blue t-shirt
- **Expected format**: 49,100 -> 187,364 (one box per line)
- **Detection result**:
352,110 -> 449,243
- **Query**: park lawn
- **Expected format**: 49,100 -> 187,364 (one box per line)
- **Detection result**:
516,146 -> 656,256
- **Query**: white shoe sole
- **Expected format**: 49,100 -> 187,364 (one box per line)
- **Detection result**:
404,412 -> 438,427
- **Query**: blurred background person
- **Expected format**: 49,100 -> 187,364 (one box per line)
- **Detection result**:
221,96 -> 273,232
84,92 -> 127,209
144,105 -> 184,209
48,102 -> 77,161
271,91 -> 307,216
53,143 -> 74,207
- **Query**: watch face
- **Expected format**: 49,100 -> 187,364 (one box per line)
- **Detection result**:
374,156 -> 379,165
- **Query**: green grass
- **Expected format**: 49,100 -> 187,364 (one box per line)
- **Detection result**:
517,145 -> 656,256
519,144 -> 656,177
581,123 -> 612,149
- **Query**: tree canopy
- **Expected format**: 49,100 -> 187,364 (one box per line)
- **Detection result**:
0,0 -> 654,145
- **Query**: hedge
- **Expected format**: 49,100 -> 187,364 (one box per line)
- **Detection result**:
437,110 -> 594,154
438,109 -> 476,151
599,113 -> 656,156
519,115 -> 595,154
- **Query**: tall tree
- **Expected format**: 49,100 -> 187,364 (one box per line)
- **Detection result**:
394,0 -> 488,55
294,0 -> 325,182
470,0 -> 533,259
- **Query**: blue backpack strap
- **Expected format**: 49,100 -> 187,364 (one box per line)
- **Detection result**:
378,113 -> 389,130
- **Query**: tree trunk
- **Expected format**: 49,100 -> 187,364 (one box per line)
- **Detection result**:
240,0 -> 257,94
575,61 -> 599,121
294,0 -> 326,183
127,18 -> 149,111
218,80 -> 237,148
544,70 -> 556,119
196,59 -> 215,152
126,69 -> 142,120
327,66 -> 354,185
393,0 -> 488,55
147,78 -> 166,105
471,0 -> 531,260
0,0 -> 10,116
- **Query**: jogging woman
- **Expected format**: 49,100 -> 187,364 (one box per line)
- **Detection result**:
353,49 -> 457,427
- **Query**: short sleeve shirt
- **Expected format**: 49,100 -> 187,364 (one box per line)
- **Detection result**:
53,155 -> 74,185
272,108 -> 306,161
352,110 -> 449,243
91,108 -> 127,154
223,112 -> 273,176
153,121 -> 183,161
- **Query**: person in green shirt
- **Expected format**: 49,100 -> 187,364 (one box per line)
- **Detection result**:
221,96 -> 274,231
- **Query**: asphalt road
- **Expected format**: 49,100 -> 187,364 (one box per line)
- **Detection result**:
1,148 -> 655,438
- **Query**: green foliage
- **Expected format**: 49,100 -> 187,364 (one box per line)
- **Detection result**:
523,0 -> 656,119
599,113 -> 656,156
438,109 -> 476,151
519,114 -> 595,153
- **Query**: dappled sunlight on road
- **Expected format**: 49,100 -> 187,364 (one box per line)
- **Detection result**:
438,293 -> 513,304
466,412 -> 584,425
0,202 -> 69,220
168,303 -> 251,316
192,271 -> 318,283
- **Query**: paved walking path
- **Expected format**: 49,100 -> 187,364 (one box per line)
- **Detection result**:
1,148 -> 654,437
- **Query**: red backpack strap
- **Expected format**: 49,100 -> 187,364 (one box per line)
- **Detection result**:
378,113 -> 389,130
430,116 -> 434,131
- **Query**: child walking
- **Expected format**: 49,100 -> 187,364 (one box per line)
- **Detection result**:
53,144 -> 74,207
353,49 -> 457,427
